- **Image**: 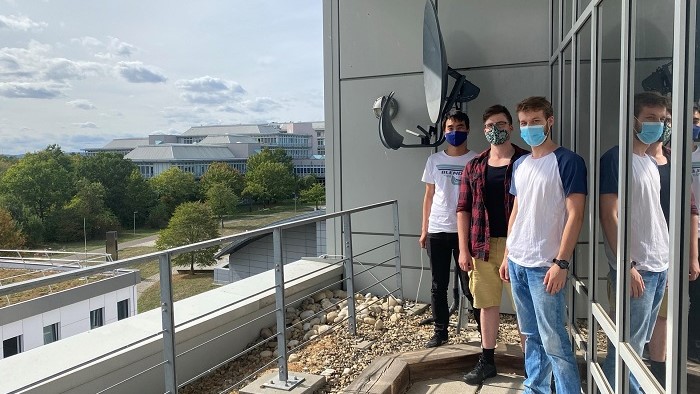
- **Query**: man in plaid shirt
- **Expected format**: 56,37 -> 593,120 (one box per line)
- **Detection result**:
456,104 -> 529,385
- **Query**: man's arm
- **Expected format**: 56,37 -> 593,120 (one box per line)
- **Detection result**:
457,211 -> 472,271
544,193 -> 586,294
499,197 -> 518,282
419,183 -> 435,249
691,214 -> 699,280
599,192 -> 645,297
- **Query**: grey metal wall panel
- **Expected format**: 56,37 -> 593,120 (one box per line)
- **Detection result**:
439,0 -> 549,69
338,0 -> 424,79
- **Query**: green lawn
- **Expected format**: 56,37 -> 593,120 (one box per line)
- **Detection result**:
137,273 -> 219,313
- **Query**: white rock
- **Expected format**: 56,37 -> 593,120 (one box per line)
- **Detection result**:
334,289 -> 347,298
364,292 -> 373,299
390,313 -> 401,322
372,296 -> 379,303
388,297 -> 398,307
289,353 -> 300,362
339,300 -> 348,309
363,317 -> 376,325
327,312 -> 339,321
303,331 -> 314,341
374,319 -> 385,330
260,327 -> 273,339
342,368 -> 351,375
260,350 -> 273,358
318,325 -> 332,334
324,289 -> 334,299
320,315 -> 327,324
394,306 -> 404,313
370,305 -> 382,314
313,292 -> 326,302
300,310 -> 315,320
321,368 -> 336,376
381,302 -> 389,311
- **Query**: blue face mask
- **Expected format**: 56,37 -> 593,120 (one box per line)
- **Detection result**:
635,121 -> 664,144
445,130 -> 468,146
520,125 -> 547,147
693,125 -> 700,141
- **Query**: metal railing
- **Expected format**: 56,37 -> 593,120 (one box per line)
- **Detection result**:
0,200 -> 401,394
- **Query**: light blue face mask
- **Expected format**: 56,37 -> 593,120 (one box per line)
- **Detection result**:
635,121 -> 664,144
520,125 -> 547,147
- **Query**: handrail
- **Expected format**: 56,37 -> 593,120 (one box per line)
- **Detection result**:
0,200 -> 397,297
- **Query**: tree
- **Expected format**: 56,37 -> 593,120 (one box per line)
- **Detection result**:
246,148 -> 294,174
296,175 -> 317,193
241,182 -> 269,206
200,162 -> 245,196
149,167 -> 198,216
245,162 -> 296,204
155,202 -> 220,275
0,149 -> 73,222
205,183 -> 239,228
0,208 -> 26,249
75,153 -> 140,225
123,169 -> 157,228
300,183 -> 325,209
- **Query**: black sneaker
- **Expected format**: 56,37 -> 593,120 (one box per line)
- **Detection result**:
463,356 -> 497,385
425,333 -> 448,348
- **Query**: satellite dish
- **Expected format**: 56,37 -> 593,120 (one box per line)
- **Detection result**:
378,0 -> 480,150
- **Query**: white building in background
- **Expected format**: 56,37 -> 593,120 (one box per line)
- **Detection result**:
82,121 -> 325,181
0,267 -> 140,360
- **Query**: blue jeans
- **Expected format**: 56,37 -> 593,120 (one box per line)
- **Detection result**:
602,269 -> 667,394
508,260 -> 581,394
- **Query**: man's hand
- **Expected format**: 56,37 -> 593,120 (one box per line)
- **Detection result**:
543,265 -> 567,294
419,232 -> 427,249
499,259 -> 510,283
458,251 -> 473,271
690,256 -> 700,282
630,267 -> 645,298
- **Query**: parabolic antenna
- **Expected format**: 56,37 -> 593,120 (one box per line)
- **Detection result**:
423,0 -> 447,124
377,0 -> 480,150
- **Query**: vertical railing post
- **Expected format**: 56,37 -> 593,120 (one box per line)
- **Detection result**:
273,228 -> 289,383
392,201 -> 403,301
342,213 -> 356,335
159,253 -> 178,394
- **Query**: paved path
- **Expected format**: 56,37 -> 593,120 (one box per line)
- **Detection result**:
407,373 -> 525,394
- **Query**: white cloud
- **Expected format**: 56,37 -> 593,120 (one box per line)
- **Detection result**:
243,97 -> 281,113
44,58 -> 104,81
0,81 -> 64,98
175,76 -> 246,105
67,99 -> 96,110
73,122 -> 98,128
217,104 -> 245,114
108,37 -> 137,57
116,61 -> 167,83
0,14 -> 47,32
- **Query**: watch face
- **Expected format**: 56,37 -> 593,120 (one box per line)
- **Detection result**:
558,260 -> 569,269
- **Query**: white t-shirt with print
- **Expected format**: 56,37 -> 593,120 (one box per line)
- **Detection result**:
421,150 -> 477,233
693,146 -> 700,236
599,147 -> 669,272
506,147 -> 588,268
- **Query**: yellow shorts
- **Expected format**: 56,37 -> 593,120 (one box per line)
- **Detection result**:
469,237 -> 513,309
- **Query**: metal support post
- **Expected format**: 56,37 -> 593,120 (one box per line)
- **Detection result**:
263,228 -> 304,390
392,201 -> 403,301
159,254 -> 178,394
342,213 -> 357,335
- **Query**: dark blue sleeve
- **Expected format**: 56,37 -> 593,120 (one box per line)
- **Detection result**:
599,146 -> 619,195
555,147 -> 588,196
509,155 -> 528,196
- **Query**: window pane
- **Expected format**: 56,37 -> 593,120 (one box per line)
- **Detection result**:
43,323 -> 59,344
3,335 -> 22,358
90,308 -> 104,329
117,299 -> 129,320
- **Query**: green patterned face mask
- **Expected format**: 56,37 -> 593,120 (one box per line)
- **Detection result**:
485,124 -> 509,145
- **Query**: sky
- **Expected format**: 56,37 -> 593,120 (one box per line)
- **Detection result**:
0,0 -> 324,155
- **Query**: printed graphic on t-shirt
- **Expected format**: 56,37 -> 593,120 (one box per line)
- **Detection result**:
436,164 -> 465,185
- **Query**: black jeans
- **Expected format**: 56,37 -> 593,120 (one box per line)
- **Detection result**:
426,232 -> 476,336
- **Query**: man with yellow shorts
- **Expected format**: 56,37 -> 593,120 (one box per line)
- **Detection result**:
457,104 -> 529,385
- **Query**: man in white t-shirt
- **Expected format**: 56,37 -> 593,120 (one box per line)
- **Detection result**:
599,92 -> 670,394
420,110 -> 478,348
690,105 -> 700,362
499,96 -> 586,393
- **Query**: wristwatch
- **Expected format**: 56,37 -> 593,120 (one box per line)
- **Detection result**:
553,258 -> 570,270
